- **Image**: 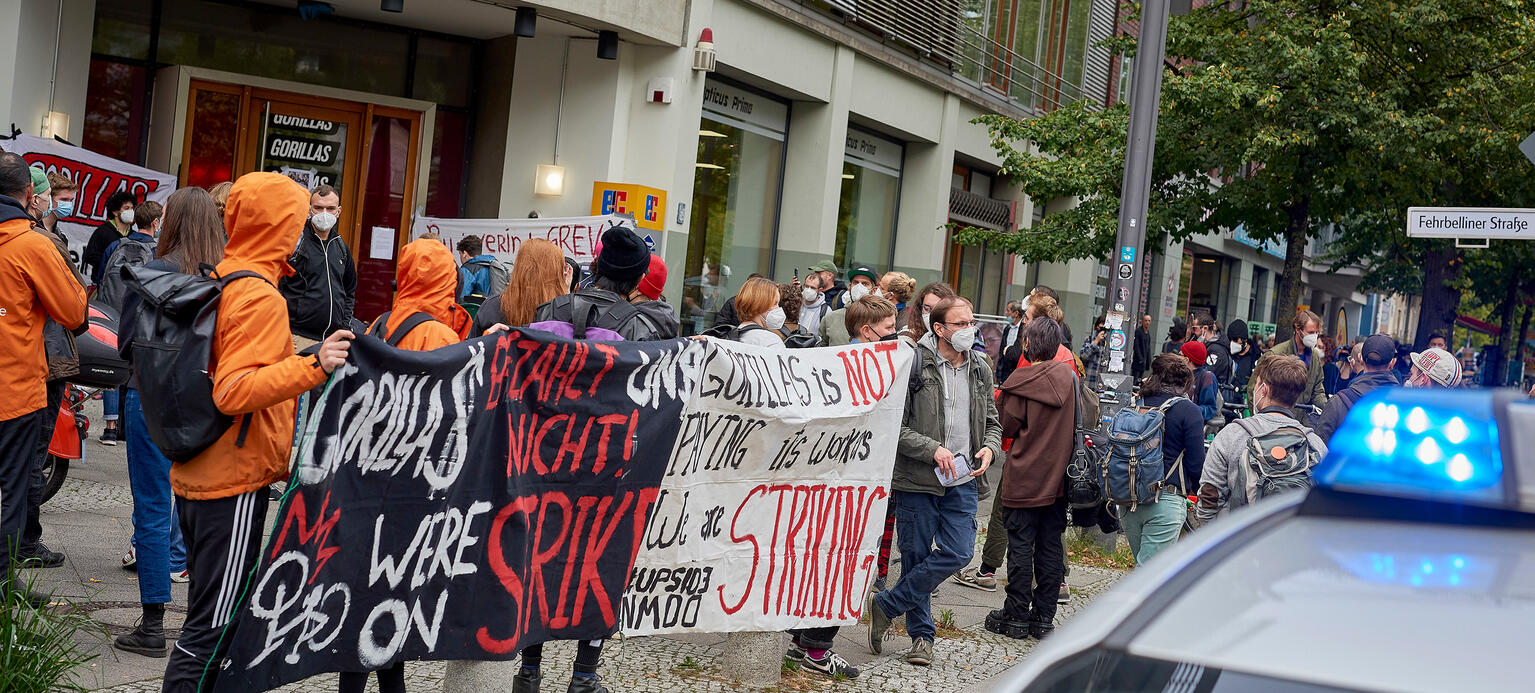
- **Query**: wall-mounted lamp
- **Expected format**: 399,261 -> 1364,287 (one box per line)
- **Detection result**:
514,7 -> 536,37
40,111 -> 69,139
597,30 -> 619,60
534,164 -> 565,196
381,0 -> 403,12
692,28 -> 716,72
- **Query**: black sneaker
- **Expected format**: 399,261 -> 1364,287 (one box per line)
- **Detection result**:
984,609 -> 1030,640
1029,619 -> 1055,640
784,643 -> 807,663
19,544 -> 65,568
511,666 -> 540,693
99,428 -> 118,446
803,650 -> 859,679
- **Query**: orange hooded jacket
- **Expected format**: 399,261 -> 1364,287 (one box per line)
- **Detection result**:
172,173 -> 330,500
369,238 -> 471,351
0,207 -> 87,420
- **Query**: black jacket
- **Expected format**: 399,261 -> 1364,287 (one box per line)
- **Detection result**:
1132,326 -> 1151,378
1203,339 -> 1234,386
278,223 -> 357,340
535,288 -> 669,342
83,220 -> 126,284
1316,369 -> 1399,443
713,297 -> 739,330
1232,342 -> 1262,387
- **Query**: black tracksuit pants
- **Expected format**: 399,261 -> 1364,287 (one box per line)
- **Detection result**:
23,381 -> 65,550
162,488 -> 269,693
0,409 -> 44,585
1001,497 -> 1068,625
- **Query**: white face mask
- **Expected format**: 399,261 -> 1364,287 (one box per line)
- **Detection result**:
763,306 -> 786,331
873,287 -> 884,298
311,211 -> 339,232
802,287 -> 819,304
1230,339 -> 1242,352
948,325 -> 978,352
119,208 -> 135,225
848,283 -> 871,302
1302,333 -> 1320,349
922,312 -> 932,330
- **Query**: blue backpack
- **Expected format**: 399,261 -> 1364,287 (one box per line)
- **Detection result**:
1103,397 -> 1186,512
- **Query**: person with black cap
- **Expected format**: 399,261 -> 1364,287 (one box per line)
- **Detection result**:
534,225 -> 669,342
1227,319 -> 1262,390
1315,334 -> 1400,443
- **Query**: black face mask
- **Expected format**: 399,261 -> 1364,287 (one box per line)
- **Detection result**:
879,332 -> 899,341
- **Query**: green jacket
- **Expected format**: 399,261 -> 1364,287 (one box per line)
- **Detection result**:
893,335 -> 1003,498
1268,338 -> 1329,419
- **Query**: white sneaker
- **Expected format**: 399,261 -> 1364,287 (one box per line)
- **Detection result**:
170,569 -> 190,583
121,548 -> 137,570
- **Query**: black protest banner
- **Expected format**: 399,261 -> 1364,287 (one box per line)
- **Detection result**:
217,330 -> 699,691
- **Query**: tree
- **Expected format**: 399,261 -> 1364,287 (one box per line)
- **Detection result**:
956,0 -> 1535,344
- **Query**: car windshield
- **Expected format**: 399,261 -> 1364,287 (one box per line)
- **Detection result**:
1022,648 -> 1366,693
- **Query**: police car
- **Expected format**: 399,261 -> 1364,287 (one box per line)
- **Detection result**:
990,387 -> 1535,693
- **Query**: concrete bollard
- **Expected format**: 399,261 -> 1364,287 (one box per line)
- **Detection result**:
717,632 -> 782,688
443,660 -> 520,692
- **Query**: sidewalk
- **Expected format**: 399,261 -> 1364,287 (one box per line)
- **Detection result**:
27,401 -> 1127,692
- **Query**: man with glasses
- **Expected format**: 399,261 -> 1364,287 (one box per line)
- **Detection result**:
868,295 -> 1001,667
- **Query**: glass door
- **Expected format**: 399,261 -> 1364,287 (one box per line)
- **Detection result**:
242,96 -> 364,249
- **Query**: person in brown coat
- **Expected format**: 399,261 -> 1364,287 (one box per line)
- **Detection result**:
986,317 -> 1076,641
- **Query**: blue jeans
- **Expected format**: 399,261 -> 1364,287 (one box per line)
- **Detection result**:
103,387 -> 119,423
124,389 -> 186,604
874,483 -> 978,642
1121,492 -> 1186,567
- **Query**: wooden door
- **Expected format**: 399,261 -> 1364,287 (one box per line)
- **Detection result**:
239,95 -> 365,251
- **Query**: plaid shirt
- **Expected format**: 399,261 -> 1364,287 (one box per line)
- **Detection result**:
1081,335 -> 1106,391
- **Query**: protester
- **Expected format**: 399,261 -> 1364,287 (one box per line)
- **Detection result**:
1133,314 -> 1152,379
112,187 -> 225,657
1123,354 -> 1205,564
1162,319 -> 1188,354
1267,310 -> 1329,421
1316,334 -> 1399,442
1227,319 -> 1262,389
1323,341 -> 1347,395
83,189 -> 138,283
535,227 -> 671,341
774,281 -> 816,344
100,200 -> 163,298
867,297 -> 1000,666
1000,300 -> 1023,353
881,271 -> 916,328
40,170 -> 76,237
1192,314 -> 1233,386
208,181 -> 233,222
456,234 -> 508,306
712,272 -> 763,329
808,259 -> 847,310
1029,286 -> 1072,347
819,264 -> 877,346
797,271 -> 830,337
473,239 -> 571,336
1181,341 -> 1221,424
1427,333 -> 1448,351
633,254 -> 679,338
1406,347 -> 1463,389
1195,354 -> 1327,525
1081,315 -> 1107,392
161,172 -> 353,692
0,152 -> 87,604
279,184 -> 357,349
901,282 -> 958,341
984,317 -> 1075,640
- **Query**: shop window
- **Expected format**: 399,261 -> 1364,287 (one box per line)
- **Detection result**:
683,80 -> 788,336
412,38 -> 475,109
92,0 -> 153,61
835,128 -> 903,271
82,59 -> 148,164
425,109 -> 469,217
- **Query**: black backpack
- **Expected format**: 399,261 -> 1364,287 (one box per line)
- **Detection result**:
366,311 -> 437,346
95,239 -> 156,311
118,266 -> 270,463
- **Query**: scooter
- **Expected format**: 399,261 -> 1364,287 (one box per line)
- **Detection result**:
42,384 -> 92,503
42,303 -> 132,504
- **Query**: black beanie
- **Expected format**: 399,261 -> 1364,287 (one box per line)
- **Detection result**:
594,226 -> 649,282
1227,319 -> 1250,341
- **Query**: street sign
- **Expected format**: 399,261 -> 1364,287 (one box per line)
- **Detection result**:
1521,131 -> 1535,168
1406,207 -> 1535,240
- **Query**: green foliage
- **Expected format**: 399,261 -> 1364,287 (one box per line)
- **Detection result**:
1,565 -> 102,692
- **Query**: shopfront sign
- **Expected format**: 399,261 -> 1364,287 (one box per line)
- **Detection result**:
1232,224 -> 1285,258
0,133 -> 175,274
411,214 -> 640,266
844,128 -> 903,176
701,80 -> 788,138
591,181 -> 667,234
262,112 -> 347,191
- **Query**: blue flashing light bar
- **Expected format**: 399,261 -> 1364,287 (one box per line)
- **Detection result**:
1313,388 -> 1508,508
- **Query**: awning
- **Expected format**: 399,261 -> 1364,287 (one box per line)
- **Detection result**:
1455,315 -> 1502,336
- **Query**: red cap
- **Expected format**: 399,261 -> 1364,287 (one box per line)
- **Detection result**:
1181,340 -> 1207,366
638,253 -> 668,300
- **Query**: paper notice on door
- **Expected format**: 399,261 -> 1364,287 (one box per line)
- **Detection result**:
370,226 -> 395,260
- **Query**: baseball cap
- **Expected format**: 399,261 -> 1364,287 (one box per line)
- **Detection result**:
848,263 -> 877,282
1361,334 -> 1397,368
1181,340 -> 1208,366
1409,347 -> 1463,387
807,259 -> 839,274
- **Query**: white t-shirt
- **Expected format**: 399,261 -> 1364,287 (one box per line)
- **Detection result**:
738,324 -> 784,348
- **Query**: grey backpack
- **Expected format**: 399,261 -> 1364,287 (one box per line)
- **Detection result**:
1232,417 -> 1318,500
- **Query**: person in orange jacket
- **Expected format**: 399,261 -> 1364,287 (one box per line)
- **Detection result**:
162,172 -> 353,692
0,153 -> 86,603
365,238 -> 472,350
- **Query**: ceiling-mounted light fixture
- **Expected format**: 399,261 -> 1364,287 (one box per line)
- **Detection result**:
693,28 -> 717,72
381,0 -> 403,12
597,30 -> 618,60
514,7 -> 536,37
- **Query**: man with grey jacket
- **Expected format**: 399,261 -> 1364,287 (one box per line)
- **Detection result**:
1196,353 -> 1328,526
866,295 -> 1002,667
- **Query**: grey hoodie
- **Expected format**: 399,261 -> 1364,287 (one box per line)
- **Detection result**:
1195,411 -> 1327,525
892,333 -> 1003,498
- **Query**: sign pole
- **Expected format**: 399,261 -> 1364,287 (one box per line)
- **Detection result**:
1099,0 -> 1172,427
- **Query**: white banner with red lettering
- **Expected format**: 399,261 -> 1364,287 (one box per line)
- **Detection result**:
0,134 -> 176,275
410,214 -> 660,266
619,339 -> 912,635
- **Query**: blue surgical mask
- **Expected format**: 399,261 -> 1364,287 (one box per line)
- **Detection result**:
55,200 -> 73,218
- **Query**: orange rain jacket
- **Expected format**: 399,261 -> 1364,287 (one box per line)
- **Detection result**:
369,238 -> 471,351
172,173 -> 329,500
0,197 -> 87,420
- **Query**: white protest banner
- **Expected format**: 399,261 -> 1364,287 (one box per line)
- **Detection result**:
621,338 -> 912,635
0,134 -> 176,275
411,214 -> 659,266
